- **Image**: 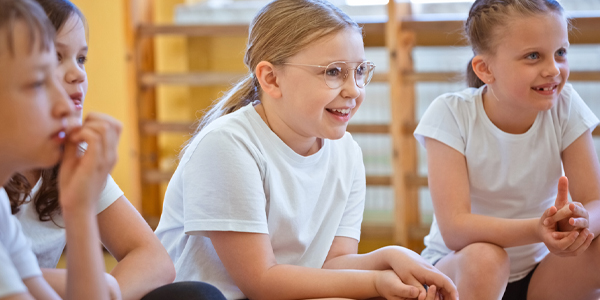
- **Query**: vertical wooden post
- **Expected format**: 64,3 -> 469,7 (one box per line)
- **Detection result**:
122,0 -> 144,211
127,0 -> 162,227
388,1 -> 419,248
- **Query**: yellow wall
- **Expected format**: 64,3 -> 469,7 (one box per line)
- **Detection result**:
71,0 -> 140,208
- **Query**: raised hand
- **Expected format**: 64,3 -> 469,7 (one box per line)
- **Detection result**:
538,204 -> 594,257
59,112 -> 122,212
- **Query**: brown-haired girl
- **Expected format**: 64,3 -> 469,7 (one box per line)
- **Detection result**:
0,0 -> 121,298
3,1 -> 176,299
156,0 -> 458,299
415,0 -> 600,299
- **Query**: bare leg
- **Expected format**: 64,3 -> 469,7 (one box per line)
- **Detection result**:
527,237 -> 600,300
435,243 -> 510,300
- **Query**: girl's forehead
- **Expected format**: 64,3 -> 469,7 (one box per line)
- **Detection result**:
497,12 -> 568,52
297,29 -> 365,63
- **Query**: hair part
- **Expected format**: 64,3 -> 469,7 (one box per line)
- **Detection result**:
182,0 -> 363,155
0,0 -> 55,56
465,0 -> 566,88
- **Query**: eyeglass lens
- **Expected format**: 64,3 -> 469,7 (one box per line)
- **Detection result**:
324,62 -> 375,89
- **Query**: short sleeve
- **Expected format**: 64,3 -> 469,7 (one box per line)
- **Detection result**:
414,93 -> 468,155
0,244 -> 27,298
0,190 -> 42,282
335,145 -> 366,241
181,130 -> 269,235
95,175 -> 124,214
559,84 -> 600,151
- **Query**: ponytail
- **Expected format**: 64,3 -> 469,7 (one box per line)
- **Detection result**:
196,74 -> 259,132
466,57 -> 485,88
180,74 -> 259,156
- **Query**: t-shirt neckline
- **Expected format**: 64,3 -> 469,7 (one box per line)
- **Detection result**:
476,85 -> 542,139
245,103 -> 328,164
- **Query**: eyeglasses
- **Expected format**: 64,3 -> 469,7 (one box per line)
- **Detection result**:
283,61 -> 376,89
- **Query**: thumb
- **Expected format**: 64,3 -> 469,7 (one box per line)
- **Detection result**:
396,282 -> 420,299
554,176 -> 569,209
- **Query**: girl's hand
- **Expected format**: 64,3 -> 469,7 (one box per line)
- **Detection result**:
423,285 -> 441,300
537,205 -> 594,257
374,270 -> 420,300
385,247 -> 457,300
546,202 -> 590,233
59,113 -> 122,212
548,177 -> 590,232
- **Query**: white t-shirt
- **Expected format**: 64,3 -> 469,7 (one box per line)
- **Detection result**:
0,188 -> 42,297
156,103 -> 366,299
14,175 -> 123,268
414,83 -> 599,282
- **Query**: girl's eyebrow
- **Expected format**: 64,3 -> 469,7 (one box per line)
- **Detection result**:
55,42 -> 88,52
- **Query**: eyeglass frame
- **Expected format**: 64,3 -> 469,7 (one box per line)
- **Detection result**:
282,61 -> 376,89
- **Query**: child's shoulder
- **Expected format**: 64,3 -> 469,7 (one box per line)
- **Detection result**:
435,86 -> 482,106
424,86 -> 483,117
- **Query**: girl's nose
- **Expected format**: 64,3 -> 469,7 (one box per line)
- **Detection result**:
51,76 -> 75,119
543,59 -> 561,78
341,70 -> 361,99
65,61 -> 86,84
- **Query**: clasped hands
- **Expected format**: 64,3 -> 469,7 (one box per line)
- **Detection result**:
539,176 -> 594,256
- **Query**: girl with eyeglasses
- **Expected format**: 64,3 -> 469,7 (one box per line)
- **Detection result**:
155,1 -> 457,299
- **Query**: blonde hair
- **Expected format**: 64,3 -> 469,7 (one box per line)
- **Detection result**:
191,0 -> 361,136
465,0 -> 566,88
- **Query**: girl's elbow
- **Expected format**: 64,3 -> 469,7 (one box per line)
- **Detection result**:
440,229 -> 467,251
156,254 -> 176,284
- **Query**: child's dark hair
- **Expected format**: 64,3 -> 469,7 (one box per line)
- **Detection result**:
0,0 -> 55,56
4,0 -> 83,222
465,0 -> 565,88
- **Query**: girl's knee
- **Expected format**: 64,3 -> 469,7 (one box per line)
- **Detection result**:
459,243 -> 510,276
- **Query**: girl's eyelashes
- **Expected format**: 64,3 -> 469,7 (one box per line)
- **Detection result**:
27,76 -> 47,89
77,55 -> 88,65
56,52 -> 62,62
556,48 -> 568,57
525,52 -> 540,60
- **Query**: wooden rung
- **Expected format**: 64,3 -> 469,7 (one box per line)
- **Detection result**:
142,121 -> 195,135
400,12 -> 600,46
409,225 -> 431,240
137,21 -> 386,47
371,72 -> 389,83
361,224 -> 431,241
138,24 -> 249,37
144,169 -> 392,186
143,169 -> 173,183
140,72 -> 246,87
366,176 -> 392,186
406,174 -> 428,187
346,124 -> 389,134
404,71 -> 462,82
568,71 -> 600,81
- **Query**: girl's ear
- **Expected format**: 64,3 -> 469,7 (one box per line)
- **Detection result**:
472,55 -> 495,83
255,61 -> 282,99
